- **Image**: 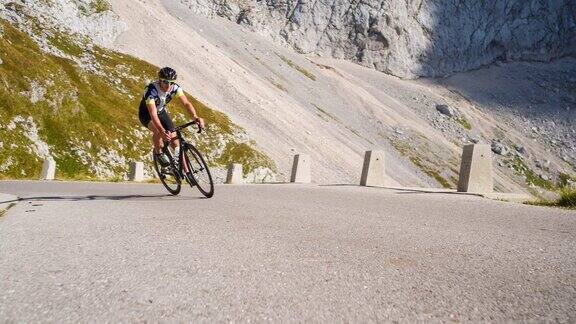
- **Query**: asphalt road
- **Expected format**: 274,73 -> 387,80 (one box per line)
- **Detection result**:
0,181 -> 575,322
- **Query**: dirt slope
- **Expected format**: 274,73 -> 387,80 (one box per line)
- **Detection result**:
109,0 -> 576,194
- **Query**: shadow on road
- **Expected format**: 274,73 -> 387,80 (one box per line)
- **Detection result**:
319,184 -> 483,197
0,194 -> 200,203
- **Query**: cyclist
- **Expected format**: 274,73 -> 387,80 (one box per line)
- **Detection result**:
138,67 -> 205,167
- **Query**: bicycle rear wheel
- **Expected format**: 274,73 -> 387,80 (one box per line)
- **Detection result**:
182,144 -> 214,198
153,151 -> 181,195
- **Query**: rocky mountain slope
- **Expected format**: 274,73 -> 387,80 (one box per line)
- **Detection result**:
0,2 -> 275,181
178,0 -> 576,78
1,0 -> 574,197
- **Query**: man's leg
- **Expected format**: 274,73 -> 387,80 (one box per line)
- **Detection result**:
147,122 -> 163,154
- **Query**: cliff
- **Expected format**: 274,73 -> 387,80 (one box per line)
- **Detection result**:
177,0 -> 576,78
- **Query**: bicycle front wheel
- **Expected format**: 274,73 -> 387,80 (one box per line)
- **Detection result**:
153,151 -> 181,195
182,144 -> 214,198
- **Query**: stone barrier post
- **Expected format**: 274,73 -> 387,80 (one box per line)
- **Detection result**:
129,161 -> 144,182
458,144 -> 493,193
360,150 -> 386,187
40,159 -> 55,180
226,163 -> 243,184
290,154 -> 311,183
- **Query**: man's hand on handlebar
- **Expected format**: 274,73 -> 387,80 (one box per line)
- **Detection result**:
162,130 -> 174,142
194,117 -> 206,130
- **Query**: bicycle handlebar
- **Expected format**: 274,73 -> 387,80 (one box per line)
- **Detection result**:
173,121 -> 202,133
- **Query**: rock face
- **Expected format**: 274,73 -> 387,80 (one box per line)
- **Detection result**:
1,0 -> 126,48
175,0 -> 576,78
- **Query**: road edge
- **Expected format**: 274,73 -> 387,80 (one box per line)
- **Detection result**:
0,193 -> 18,216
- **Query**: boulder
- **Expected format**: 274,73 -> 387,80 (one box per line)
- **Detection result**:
436,104 -> 456,117
515,145 -> 526,155
491,141 -> 508,156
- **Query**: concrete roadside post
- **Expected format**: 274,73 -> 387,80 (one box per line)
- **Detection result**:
226,163 -> 243,184
290,154 -> 311,183
40,159 -> 56,180
129,162 -> 144,182
360,150 -> 386,187
458,144 -> 493,193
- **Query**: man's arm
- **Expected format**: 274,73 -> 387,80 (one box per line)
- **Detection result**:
177,92 -> 205,128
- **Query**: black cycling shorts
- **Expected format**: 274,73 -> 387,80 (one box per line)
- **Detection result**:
139,104 -> 175,131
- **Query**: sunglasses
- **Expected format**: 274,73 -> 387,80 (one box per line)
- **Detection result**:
160,79 -> 175,85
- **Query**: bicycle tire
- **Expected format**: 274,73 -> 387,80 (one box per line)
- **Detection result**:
153,151 -> 181,195
182,144 -> 214,198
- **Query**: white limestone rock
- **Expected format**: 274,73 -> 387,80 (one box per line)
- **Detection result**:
175,0 -> 576,78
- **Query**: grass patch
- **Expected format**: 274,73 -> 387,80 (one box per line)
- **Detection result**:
410,156 -> 452,189
0,18 -> 276,181
313,104 -> 339,122
557,172 -> 574,188
78,0 -> 111,15
90,0 -> 111,13
47,34 -> 85,57
556,188 -> 576,208
276,53 -> 316,81
269,79 -> 287,92
456,116 -> 472,130
507,156 -> 554,190
214,142 -> 277,175
391,139 -> 454,189
527,187 -> 576,210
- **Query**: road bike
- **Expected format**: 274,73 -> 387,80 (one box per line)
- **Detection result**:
152,121 -> 214,198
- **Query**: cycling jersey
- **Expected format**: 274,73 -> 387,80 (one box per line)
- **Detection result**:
140,81 -> 185,114
138,81 -> 184,128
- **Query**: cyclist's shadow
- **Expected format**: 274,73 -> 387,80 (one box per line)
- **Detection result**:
4,194 -> 200,203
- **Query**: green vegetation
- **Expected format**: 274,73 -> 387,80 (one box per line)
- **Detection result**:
456,116 -> 472,130
390,139 -> 454,189
311,104 -> 373,144
77,0 -> 111,15
47,33 -> 86,57
269,79 -> 287,92
557,173 -> 574,188
313,104 -> 339,123
214,142 -> 276,176
276,53 -> 316,81
410,156 -> 452,189
527,187 -> 576,210
90,0 -> 111,13
0,18 -> 275,180
507,156 -> 554,190
555,188 -> 576,209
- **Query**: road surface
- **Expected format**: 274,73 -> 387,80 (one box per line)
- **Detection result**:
0,181 -> 575,322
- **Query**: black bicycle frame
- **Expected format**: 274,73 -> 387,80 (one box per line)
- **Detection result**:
161,121 -> 203,178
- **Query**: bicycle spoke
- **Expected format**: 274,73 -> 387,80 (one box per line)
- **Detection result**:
182,144 -> 214,198
153,151 -> 181,195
